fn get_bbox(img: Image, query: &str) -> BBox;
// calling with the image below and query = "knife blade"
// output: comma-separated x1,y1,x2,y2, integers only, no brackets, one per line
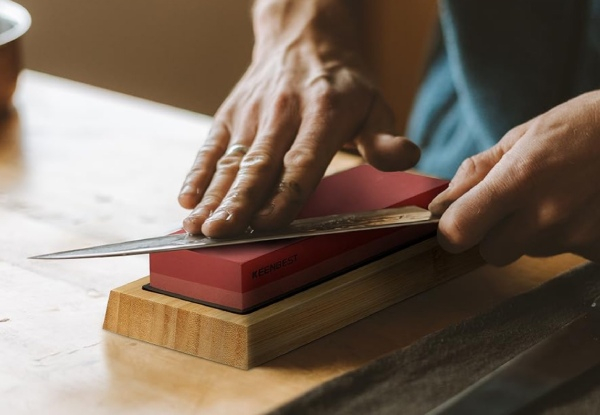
425,295,600,415
31,206,438,259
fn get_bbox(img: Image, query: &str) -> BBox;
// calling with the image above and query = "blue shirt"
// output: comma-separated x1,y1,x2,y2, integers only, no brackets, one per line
407,0,600,179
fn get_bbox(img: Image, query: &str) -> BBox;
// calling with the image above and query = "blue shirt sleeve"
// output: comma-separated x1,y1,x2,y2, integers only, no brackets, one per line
407,0,600,179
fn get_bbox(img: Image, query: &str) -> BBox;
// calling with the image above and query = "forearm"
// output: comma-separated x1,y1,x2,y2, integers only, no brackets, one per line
251,0,364,67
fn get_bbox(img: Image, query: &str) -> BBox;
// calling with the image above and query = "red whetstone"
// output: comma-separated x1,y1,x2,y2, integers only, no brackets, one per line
148,165,447,313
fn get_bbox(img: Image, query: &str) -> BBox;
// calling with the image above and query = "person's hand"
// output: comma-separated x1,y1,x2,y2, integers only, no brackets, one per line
429,91,600,265
178,0,419,237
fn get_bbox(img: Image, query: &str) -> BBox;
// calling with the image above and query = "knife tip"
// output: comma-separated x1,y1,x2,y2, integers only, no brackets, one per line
29,254,56,260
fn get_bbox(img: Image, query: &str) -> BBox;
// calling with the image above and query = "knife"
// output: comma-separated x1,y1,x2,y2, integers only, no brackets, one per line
425,294,600,415
31,205,438,259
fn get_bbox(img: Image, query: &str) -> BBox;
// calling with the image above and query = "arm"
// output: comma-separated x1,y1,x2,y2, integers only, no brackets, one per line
429,91,600,265
178,0,420,237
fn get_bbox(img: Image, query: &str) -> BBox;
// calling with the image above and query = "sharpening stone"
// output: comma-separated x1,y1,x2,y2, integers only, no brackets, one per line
146,165,448,313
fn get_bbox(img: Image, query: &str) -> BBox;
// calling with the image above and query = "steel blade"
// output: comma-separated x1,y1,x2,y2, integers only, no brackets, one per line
31,206,437,259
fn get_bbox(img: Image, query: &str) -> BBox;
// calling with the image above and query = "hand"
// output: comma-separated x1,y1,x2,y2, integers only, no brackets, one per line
429,91,600,265
178,0,419,237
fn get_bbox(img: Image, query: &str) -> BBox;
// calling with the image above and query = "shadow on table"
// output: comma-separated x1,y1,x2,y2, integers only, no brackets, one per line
261,264,533,372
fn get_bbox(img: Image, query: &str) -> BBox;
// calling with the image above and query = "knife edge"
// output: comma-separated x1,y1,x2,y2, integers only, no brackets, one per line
30,206,438,259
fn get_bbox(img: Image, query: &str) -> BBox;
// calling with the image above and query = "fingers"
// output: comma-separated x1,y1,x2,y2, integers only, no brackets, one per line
181,103,260,234
434,123,538,254
354,95,420,172
432,93,600,262
477,212,561,266
178,125,229,210
193,95,301,237
474,192,600,265
183,141,250,234
180,70,423,237
250,79,372,231
429,121,531,216
436,153,528,254
250,104,345,231
430,122,535,254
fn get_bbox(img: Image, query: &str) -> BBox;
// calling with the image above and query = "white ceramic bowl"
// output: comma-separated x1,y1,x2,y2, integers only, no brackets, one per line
0,0,30,45
0,0,31,114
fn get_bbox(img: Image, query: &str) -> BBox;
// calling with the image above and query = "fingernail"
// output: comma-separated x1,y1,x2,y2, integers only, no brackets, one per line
183,215,203,234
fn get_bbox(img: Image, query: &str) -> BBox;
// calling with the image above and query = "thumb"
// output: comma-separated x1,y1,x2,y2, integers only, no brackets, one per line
429,121,531,215
354,95,420,172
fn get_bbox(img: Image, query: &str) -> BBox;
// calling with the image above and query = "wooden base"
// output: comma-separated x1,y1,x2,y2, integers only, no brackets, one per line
103,238,483,369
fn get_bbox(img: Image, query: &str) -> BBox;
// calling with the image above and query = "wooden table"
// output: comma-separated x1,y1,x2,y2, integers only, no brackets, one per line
0,71,585,414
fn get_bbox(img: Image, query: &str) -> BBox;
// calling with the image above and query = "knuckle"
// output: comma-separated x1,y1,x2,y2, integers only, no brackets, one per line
500,154,542,196
219,185,261,218
200,194,222,206
457,154,495,178
533,201,566,229
220,191,245,208
197,194,223,212
457,148,503,180
456,156,479,177
216,155,242,173
188,163,213,178
314,88,339,110
193,144,222,165
284,148,319,171
305,79,339,110
308,73,335,89
228,181,260,204
527,116,550,136
239,150,277,176
501,124,528,144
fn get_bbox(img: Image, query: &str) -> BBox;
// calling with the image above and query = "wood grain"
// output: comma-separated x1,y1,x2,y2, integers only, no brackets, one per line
104,238,483,369
1,71,586,415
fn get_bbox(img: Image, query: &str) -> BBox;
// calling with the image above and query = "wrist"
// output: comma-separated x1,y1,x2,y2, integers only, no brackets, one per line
251,0,363,64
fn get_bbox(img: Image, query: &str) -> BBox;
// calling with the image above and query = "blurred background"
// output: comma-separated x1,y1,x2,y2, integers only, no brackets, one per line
16,0,437,132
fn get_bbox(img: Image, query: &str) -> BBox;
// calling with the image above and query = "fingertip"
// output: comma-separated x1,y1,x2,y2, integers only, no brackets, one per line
183,205,214,234
200,208,256,238
182,215,204,235
436,229,468,255
358,134,421,172
435,206,476,254
199,209,229,237
428,197,451,216
392,137,421,170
